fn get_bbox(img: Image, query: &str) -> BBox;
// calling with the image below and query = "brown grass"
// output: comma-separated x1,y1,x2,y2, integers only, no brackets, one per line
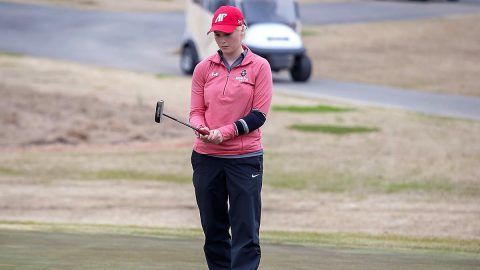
1,54,479,196
302,14,480,97
0,56,193,147
271,96,480,195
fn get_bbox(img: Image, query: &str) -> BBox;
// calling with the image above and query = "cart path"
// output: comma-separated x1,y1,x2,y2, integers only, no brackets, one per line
275,78,480,121
1,230,479,270
0,1,183,74
1,1,480,120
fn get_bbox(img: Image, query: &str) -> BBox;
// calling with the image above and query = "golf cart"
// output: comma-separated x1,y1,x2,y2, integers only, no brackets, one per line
180,0,312,82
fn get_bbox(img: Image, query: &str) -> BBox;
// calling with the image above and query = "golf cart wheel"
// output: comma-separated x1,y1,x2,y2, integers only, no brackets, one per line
290,55,312,82
180,44,199,75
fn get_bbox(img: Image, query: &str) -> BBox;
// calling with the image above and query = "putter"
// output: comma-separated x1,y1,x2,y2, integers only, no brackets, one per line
155,100,209,135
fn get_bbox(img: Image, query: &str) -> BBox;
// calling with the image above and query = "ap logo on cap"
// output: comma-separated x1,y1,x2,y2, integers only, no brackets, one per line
215,13,228,23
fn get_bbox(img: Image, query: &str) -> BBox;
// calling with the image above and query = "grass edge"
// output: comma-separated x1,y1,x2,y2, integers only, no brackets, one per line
0,220,478,255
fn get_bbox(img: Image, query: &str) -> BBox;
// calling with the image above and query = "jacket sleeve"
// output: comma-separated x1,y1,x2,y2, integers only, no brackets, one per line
189,62,207,130
252,59,273,116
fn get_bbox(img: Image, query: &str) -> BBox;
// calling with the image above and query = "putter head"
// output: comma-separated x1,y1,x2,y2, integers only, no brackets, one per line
155,100,164,123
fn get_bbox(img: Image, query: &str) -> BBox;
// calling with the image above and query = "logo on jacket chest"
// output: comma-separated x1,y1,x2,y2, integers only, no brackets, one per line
235,69,249,82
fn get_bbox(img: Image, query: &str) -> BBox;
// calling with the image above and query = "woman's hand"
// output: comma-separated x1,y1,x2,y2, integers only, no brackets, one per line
208,129,224,144
199,128,223,145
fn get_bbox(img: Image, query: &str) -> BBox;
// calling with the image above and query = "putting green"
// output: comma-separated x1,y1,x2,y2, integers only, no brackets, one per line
0,230,478,270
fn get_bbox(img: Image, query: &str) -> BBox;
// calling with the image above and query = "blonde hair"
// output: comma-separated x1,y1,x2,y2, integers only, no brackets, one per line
236,24,247,32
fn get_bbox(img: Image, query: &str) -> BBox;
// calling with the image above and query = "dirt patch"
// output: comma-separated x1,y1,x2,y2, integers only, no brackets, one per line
0,84,188,147
0,54,194,148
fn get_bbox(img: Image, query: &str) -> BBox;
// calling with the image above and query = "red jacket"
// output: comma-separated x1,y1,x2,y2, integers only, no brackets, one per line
190,47,273,155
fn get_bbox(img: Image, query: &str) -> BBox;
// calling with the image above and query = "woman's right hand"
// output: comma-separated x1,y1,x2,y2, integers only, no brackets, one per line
198,127,210,141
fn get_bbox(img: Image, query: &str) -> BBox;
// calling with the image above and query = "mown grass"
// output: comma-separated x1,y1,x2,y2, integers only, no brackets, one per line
0,166,192,183
1,221,478,254
155,73,169,80
0,150,193,184
382,180,454,194
272,104,353,113
301,29,317,37
0,51,23,58
81,170,191,183
264,169,455,194
0,149,472,196
0,163,455,194
0,167,24,176
262,230,480,255
289,124,379,134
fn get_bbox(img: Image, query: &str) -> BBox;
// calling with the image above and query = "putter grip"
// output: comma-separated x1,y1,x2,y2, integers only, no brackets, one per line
197,129,210,136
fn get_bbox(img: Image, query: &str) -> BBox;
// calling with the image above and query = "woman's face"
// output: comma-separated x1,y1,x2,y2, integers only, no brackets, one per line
214,27,244,56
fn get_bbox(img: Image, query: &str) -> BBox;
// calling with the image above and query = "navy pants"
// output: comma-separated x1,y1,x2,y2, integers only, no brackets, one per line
191,151,263,270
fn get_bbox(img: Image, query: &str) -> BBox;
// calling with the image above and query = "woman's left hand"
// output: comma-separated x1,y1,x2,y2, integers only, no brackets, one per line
201,129,223,144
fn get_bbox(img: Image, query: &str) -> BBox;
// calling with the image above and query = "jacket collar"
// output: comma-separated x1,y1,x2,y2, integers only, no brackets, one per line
208,44,254,66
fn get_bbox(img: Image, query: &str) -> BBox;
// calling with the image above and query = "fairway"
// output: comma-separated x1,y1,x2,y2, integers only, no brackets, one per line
0,230,478,270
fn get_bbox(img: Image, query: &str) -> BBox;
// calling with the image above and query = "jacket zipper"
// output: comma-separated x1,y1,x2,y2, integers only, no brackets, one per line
221,60,252,95
223,70,230,95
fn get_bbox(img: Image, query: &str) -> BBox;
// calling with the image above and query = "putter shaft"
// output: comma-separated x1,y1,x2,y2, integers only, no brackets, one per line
163,113,209,135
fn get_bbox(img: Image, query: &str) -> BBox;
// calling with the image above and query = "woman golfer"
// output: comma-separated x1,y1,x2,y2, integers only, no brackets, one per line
189,5,272,270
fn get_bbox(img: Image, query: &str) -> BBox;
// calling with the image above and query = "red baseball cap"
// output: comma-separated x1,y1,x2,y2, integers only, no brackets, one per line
208,6,245,34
